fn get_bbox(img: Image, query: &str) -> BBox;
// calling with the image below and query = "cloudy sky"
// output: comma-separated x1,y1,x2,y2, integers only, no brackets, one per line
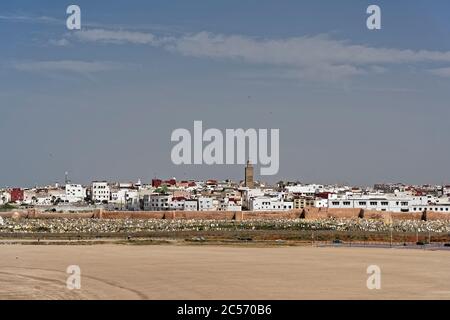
1,0,450,187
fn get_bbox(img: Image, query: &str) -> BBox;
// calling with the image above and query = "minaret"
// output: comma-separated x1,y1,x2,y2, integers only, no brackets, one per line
245,160,254,188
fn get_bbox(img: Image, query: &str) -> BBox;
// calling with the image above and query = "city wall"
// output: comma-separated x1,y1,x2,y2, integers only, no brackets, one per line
1,208,450,221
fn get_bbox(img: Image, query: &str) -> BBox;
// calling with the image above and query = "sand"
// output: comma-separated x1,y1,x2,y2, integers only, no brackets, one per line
0,244,449,300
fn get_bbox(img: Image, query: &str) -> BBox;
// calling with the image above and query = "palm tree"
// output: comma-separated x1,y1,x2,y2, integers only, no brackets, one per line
156,185,169,194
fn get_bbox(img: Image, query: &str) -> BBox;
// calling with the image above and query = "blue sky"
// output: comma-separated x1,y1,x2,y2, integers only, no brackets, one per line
1,1,450,187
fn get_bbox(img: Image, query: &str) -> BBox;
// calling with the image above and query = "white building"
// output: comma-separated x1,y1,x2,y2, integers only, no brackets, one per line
22,190,36,205
249,197,293,211
33,197,51,205
328,194,430,213
314,199,328,208
110,189,126,205
125,190,140,210
198,197,215,211
410,204,450,213
126,198,141,211
444,186,450,196
285,184,323,196
169,197,186,211
143,194,172,211
241,188,265,210
411,197,450,213
22,189,64,205
143,195,151,210
91,182,110,203
184,200,198,211
218,198,242,211
0,191,11,205
109,189,140,210
24,193,54,205
64,184,86,203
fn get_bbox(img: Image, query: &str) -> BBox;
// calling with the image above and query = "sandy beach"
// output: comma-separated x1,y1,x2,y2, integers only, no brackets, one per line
0,244,449,300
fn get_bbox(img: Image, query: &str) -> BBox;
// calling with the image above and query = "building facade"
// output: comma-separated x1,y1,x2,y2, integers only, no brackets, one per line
91,182,110,203
249,197,293,211
65,184,86,203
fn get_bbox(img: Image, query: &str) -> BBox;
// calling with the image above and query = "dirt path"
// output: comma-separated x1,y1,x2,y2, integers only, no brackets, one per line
0,244,449,299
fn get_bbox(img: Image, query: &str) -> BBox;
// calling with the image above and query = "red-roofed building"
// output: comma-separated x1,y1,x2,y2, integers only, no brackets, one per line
167,179,177,186
316,192,332,199
152,179,162,188
10,188,24,203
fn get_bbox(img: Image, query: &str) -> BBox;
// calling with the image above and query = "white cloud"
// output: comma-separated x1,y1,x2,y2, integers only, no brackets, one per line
161,32,450,80
286,64,366,81
170,32,450,66
172,32,450,66
0,14,61,25
74,29,157,45
13,60,122,74
8,19,450,81
5,14,450,76
49,38,70,47
74,29,450,80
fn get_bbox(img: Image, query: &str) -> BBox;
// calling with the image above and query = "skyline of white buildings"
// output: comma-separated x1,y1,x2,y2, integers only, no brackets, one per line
2,176,450,214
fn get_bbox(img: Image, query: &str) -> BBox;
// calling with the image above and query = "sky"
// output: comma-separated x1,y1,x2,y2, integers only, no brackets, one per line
1,0,450,187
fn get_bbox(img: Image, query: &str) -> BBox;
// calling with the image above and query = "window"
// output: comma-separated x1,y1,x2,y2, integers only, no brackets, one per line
381,202,388,206
332,201,339,206
370,201,377,206
359,201,366,205
343,201,351,206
